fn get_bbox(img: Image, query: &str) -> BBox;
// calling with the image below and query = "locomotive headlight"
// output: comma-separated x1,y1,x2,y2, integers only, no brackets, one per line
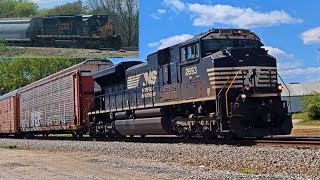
277,84,283,92
244,85,250,91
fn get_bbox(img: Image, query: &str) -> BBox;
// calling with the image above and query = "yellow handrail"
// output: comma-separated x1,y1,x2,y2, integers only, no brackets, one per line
225,70,242,117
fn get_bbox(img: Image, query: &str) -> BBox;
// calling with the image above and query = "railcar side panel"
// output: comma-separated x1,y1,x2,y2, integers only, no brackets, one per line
18,60,111,133
20,74,77,132
0,94,19,134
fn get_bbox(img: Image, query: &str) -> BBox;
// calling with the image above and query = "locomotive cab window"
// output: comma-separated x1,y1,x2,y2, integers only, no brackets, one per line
181,43,199,61
201,39,262,56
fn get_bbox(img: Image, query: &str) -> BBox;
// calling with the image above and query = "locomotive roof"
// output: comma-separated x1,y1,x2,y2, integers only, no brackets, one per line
126,62,148,72
93,61,143,80
180,28,261,46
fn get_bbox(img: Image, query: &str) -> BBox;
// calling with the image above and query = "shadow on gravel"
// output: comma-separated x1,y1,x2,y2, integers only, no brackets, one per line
6,136,258,146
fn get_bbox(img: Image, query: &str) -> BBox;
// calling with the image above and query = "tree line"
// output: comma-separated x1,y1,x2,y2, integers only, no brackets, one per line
0,0,139,47
0,58,85,95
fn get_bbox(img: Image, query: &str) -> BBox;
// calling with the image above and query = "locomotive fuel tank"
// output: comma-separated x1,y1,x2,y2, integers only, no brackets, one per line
114,108,170,135
115,117,169,135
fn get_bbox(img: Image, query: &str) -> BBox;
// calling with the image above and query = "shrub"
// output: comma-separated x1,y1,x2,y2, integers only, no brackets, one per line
301,93,320,120
0,38,8,51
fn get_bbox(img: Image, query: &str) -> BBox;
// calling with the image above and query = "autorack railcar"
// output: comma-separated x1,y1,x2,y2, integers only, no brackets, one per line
89,28,293,139
0,60,112,137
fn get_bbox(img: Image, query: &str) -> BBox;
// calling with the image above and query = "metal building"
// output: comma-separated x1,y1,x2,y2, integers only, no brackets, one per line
281,82,320,113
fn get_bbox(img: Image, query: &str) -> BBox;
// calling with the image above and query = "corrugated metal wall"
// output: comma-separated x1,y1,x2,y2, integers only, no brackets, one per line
282,96,302,113
0,96,17,133
20,75,74,131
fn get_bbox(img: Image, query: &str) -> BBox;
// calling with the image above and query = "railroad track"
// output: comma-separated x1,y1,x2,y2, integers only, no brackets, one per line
255,136,320,147
2,135,320,148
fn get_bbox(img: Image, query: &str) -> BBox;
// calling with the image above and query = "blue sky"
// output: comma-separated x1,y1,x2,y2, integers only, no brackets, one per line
35,0,320,83
139,0,320,83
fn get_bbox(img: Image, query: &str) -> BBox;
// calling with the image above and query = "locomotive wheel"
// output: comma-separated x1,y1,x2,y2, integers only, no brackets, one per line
183,133,191,140
72,132,77,138
203,132,211,141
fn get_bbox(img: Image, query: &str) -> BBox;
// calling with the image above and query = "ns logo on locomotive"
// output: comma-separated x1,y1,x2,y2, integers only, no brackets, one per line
89,28,293,139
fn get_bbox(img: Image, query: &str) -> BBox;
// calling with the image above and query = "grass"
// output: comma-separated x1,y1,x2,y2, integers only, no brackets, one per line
292,112,320,126
0,46,138,58
0,145,19,150
239,168,258,175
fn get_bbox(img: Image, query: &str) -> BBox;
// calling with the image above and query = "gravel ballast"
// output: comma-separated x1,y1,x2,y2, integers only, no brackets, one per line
0,138,318,179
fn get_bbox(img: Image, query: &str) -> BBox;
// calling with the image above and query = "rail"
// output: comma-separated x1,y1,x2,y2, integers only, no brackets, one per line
225,70,242,117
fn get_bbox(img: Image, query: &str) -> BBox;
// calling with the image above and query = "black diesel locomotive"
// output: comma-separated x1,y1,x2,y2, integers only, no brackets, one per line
89,29,292,139
0,15,121,49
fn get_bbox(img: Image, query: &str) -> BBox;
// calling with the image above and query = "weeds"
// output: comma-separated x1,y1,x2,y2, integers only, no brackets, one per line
0,145,19,150
239,168,258,175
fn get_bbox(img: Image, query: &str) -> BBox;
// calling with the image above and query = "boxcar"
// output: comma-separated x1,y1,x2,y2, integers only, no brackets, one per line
17,60,111,136
0,90,19,135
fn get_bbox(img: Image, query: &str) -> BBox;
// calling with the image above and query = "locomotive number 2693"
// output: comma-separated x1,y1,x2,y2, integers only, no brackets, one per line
185,66,198,76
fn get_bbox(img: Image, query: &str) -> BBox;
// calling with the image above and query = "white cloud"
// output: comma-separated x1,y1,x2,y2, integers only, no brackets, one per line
301,26,320,45
263,46,294,60
263,46,301,73
163,0,186,12
280,67,320,76
151,14,161,20
187,4,302,28
151,9,167,20
148,34,193,50
158,9,166,14
261,46,320,82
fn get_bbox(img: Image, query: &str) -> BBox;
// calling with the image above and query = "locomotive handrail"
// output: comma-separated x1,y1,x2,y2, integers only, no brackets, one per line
216,75,233,132
217,75,233,119
225,70,242,117
277,72,292,114
83,97,95,122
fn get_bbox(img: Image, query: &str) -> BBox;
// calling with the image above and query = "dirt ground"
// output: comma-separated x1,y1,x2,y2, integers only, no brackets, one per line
0,149,159,180
291,119,320,136
0,46,138,58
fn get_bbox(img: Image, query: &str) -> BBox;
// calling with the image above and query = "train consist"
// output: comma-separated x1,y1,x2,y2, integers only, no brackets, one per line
0,60,111,137
0,29,293,139
0,15,121,49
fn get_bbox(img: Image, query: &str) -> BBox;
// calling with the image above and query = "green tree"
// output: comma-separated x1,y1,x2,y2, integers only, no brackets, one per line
0,0,38,18
0,0,18,18
86,0,139,47
0,58,85,95
301,93,320,120
14,2,38,17
42,0,86,16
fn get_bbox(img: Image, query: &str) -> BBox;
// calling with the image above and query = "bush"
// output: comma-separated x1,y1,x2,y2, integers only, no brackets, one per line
301,93,320,120
0,38,7,51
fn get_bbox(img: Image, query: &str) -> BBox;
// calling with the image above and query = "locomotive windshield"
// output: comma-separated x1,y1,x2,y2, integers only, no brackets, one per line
202,39,262,56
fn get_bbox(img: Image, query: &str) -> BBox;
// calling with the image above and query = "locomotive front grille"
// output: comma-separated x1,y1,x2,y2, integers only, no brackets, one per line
206,66,277,89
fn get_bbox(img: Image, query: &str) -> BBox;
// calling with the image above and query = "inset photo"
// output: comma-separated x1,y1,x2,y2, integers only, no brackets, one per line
0,0,139,58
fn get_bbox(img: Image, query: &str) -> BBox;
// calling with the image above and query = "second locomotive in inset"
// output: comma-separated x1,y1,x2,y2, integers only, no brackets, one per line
0,15,121,50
